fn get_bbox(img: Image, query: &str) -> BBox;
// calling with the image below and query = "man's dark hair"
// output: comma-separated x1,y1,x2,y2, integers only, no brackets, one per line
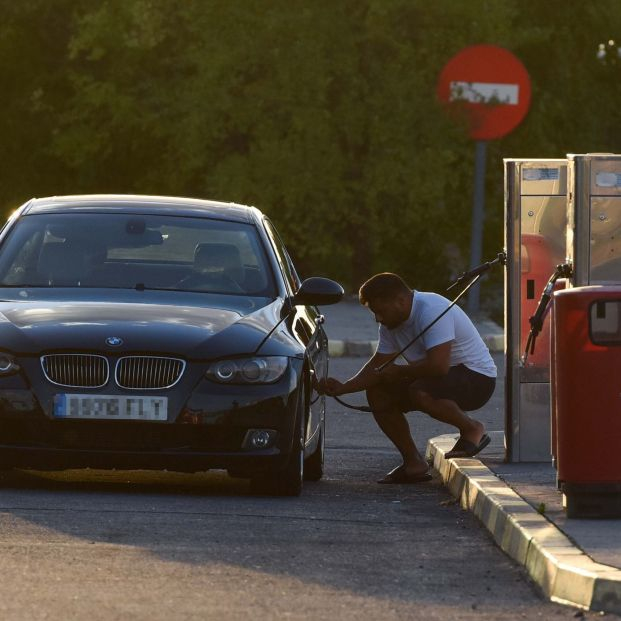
359,273,411,305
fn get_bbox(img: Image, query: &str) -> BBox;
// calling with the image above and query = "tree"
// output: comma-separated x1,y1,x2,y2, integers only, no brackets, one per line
2,0,621,305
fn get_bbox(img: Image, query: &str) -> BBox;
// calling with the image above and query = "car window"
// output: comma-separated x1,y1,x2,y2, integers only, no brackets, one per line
263,219,301,295
0,212,276,296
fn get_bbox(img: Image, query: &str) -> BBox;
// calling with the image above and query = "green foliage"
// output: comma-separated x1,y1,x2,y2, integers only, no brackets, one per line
1,0,620,301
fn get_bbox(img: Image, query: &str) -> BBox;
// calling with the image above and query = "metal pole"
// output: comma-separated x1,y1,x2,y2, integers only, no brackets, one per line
467,140,487,314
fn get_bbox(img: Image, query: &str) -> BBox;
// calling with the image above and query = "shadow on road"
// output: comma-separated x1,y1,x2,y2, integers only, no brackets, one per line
0,462,497,611
0,467,253,496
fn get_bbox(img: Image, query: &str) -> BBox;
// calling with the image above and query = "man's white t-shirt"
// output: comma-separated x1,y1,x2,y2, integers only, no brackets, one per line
376,291,497,378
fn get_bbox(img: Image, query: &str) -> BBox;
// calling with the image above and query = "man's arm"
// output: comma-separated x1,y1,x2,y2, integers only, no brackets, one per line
321,341,453,396
380,341,452,383
320,351,397,396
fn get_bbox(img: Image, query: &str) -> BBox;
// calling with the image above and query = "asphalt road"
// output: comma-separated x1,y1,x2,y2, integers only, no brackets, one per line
0,354,606,620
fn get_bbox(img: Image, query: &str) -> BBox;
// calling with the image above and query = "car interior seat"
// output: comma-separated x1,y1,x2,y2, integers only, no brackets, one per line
179,242,245,293
193,243,244,281
37,241,90,286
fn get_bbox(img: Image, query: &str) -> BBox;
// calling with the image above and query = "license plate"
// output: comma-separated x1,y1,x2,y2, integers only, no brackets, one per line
53,394,168,421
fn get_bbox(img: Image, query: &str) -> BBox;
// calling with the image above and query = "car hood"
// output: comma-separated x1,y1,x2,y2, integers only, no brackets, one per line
0,292,297,359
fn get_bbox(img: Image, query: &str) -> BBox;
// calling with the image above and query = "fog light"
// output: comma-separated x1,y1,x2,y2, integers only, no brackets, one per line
242,429,277,450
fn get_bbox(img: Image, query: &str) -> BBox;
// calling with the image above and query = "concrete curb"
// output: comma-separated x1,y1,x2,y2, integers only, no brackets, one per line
426,431,621,614
328,333,503,357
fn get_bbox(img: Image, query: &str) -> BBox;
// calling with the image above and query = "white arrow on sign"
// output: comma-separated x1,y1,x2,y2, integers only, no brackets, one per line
449,81,519,105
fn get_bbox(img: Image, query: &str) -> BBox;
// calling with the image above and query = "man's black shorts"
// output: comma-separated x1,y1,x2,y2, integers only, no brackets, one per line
390,364,496,412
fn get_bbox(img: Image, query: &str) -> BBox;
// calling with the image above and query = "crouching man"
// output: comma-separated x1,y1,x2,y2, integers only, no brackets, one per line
320,273,497,483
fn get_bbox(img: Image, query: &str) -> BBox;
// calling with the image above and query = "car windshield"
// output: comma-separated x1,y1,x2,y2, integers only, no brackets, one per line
0,212,276,296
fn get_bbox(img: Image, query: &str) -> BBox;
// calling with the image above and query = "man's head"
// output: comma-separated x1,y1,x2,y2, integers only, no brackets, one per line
359,273,413,329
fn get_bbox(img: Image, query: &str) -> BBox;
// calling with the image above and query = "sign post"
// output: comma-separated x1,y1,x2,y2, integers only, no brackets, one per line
437,44,531,313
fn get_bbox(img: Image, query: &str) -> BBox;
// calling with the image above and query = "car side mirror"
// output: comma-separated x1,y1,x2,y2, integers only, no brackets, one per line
291,277,344,306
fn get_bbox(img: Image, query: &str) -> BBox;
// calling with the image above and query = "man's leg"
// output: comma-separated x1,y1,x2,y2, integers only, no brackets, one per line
366,384,429,476
411,388,485,446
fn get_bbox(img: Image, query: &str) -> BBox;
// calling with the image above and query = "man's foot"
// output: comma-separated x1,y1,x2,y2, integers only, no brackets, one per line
445,433,491,459
460,419,486,447
377,464,432,484
445,419,487,458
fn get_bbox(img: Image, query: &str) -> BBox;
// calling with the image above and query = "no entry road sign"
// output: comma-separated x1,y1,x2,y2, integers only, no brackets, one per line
437,44,531,140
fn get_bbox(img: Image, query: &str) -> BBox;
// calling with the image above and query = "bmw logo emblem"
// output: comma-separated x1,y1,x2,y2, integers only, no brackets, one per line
105,336,123,347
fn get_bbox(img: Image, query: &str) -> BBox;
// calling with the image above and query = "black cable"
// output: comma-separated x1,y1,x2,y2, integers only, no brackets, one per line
333,395,372,412
446,252,506,292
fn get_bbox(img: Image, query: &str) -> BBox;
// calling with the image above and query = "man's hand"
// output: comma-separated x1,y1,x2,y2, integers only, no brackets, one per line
316,352,396,398
318,377,346,397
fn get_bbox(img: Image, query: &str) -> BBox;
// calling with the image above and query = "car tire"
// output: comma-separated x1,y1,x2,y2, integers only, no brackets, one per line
250,432,303,497
303,423,324,482
250,388,305,497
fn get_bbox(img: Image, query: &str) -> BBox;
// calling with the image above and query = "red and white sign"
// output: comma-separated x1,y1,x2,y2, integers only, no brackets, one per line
437,44,531,140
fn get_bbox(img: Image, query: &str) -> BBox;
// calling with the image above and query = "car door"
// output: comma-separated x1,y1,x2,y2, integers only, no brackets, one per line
262,219,327,444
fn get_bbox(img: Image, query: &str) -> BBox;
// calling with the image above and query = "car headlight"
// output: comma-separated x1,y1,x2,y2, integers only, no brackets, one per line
206,356,288,384
0,353,19,375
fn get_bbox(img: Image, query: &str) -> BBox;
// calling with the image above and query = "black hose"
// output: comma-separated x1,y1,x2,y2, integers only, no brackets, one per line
333,395,372,412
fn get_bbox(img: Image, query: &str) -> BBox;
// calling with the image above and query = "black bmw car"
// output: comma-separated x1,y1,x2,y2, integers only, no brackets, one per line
0,195,343,496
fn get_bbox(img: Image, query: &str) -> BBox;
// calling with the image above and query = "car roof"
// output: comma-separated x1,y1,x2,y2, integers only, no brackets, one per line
21,194,262,224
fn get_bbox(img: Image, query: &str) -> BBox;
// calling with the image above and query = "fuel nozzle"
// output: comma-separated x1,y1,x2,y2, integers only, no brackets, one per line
521,262,573,365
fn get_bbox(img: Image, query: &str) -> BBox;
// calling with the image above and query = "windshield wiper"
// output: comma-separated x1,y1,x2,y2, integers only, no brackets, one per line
133,284,245,295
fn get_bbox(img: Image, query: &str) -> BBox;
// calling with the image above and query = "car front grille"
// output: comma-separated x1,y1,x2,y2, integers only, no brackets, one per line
41,354,109,388
40,354,186,389
115,356,186,389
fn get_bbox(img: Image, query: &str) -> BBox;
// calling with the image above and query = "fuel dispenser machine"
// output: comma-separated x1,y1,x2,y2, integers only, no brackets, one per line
553,153,621,517
505,159,567,462
566,153,621,285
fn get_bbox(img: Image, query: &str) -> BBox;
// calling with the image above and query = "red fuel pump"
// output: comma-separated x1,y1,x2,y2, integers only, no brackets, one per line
520,234,560,372
553,286,621,518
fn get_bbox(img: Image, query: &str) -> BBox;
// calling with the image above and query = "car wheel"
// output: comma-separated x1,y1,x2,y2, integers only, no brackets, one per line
277,425,304,496
250,389,305,497
303,423,324,482
250,429,303,497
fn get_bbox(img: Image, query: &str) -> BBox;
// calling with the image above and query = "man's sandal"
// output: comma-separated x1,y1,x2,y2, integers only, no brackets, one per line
445,433,491,459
